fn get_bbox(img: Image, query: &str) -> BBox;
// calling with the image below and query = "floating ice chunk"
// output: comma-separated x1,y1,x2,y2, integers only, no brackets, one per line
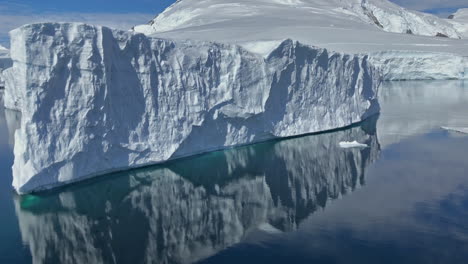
441,126,468,134
339,141,369,148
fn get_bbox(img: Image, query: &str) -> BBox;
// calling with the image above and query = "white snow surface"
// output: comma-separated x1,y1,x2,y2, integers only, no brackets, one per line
452,8,468,21
339,140,368,148
5,23,380,194
134,0,468,80
137,0,463,39
448,8,468,39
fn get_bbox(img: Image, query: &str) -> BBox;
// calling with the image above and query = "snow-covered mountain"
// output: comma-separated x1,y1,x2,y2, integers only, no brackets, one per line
448,8,468,39
133,0,468,80
135,0,464,39
450,8,468,20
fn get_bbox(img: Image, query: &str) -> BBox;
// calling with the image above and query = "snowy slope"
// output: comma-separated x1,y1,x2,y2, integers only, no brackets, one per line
5,23,379,194
448,8,468,39
136,0,463,39
134,0,468,80
451,8,468,20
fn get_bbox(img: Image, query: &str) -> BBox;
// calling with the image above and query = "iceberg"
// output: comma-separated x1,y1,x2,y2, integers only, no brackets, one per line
8,0,466,193
14,119,379,263
4,23,380,194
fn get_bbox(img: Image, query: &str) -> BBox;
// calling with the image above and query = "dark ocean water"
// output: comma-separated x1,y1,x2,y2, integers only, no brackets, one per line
1,80,468,264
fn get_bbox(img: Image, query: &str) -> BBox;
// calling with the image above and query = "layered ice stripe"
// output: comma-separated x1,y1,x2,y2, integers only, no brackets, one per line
4,23,380,194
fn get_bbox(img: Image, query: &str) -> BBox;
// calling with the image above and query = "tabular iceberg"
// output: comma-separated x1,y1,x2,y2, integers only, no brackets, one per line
5,23,380,194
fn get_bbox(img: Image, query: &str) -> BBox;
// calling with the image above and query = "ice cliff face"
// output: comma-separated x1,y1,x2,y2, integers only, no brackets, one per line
14,120,379,264
0,45,11,88
5,23,379,194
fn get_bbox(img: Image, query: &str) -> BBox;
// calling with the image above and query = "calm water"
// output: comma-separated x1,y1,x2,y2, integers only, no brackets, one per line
1,81,468,264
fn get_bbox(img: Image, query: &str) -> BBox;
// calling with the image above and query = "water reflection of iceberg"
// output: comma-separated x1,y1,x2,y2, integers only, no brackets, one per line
14,117,380,264
378,80,468,148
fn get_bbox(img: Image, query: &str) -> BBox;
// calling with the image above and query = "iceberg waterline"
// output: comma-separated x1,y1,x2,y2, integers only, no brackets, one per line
14,118,379,263
4,23,380,194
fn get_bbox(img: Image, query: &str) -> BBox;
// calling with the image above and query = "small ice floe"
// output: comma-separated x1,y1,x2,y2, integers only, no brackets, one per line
257,223,282,234
339,141,368,149
441,126,468,134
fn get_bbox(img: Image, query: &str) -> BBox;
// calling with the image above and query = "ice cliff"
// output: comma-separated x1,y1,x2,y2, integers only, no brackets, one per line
0,45,11,88
448,8,468,39
4,23,380,194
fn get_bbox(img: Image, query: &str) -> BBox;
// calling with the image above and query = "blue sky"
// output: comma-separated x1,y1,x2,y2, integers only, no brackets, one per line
0,0,467,46
0,0,174,14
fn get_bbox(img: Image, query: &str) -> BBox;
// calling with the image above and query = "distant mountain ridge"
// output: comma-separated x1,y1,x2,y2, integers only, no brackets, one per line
135,0,466,39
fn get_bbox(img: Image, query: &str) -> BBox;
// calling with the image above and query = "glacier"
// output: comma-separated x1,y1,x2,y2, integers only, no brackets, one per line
134,0,468,81
135,0,465,39
5,23,380,194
